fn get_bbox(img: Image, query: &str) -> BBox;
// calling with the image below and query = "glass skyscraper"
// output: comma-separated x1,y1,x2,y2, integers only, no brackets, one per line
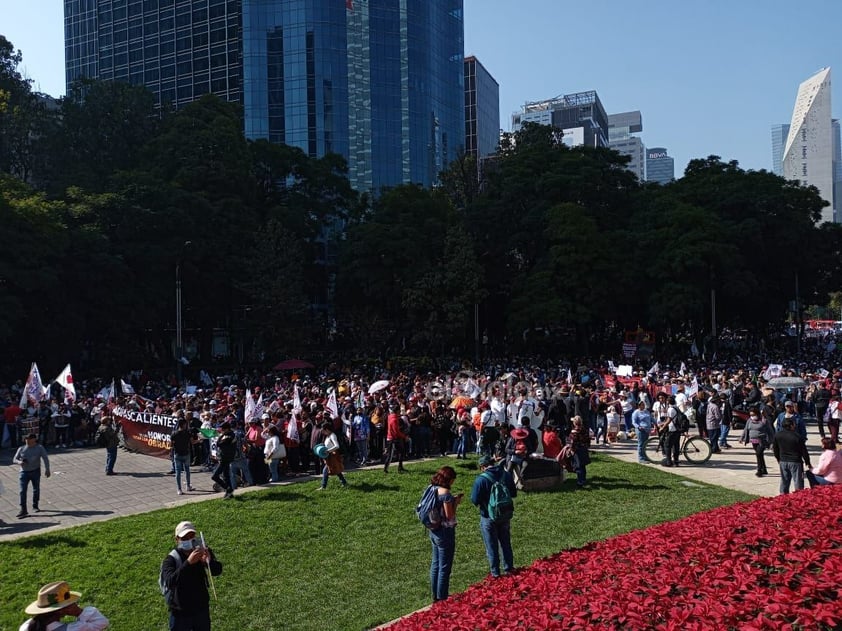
646,147,674,185
464,55,499,160
65,0,465,193
608,110,645,182
770,123,790,177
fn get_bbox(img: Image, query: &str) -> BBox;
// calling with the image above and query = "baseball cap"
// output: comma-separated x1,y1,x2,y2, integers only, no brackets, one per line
175,521,197,538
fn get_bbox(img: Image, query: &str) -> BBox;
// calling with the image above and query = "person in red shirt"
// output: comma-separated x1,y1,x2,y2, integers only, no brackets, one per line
4,401,22,449
383,404,408,473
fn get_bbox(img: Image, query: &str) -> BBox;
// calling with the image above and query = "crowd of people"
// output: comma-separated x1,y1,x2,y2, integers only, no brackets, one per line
6,353,842,626
3,356,842,497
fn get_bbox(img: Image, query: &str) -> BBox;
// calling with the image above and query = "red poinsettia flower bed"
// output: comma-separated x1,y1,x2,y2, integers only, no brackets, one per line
392,486,842,630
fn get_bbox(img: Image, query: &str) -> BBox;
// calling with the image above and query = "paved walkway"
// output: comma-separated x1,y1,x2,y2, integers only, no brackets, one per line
594,427,822,497
0,446,321,541
0,426,825,541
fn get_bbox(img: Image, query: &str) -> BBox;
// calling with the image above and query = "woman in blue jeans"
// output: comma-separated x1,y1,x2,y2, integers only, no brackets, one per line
428,465,463,602
631,400,653,463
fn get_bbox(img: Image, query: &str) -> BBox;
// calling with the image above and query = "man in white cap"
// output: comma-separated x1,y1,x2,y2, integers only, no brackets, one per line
160,521,223,631
20,580,109,630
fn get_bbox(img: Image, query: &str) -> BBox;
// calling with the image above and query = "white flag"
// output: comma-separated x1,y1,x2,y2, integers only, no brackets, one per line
199,369,213,386
763,364,783,380
254,394,265,421
327,389,339,419
607,360,617,374
20,362,46,408
687,376,699,398
679,362,687,377
647,362,660,376
287,409,300,442
54,363,77,402
293,384,301,412
105,379,115,403
464,378,481,399
244,390,256,423
120,379,135,394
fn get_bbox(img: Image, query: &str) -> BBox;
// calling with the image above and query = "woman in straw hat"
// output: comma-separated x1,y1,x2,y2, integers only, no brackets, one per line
20,581,109,630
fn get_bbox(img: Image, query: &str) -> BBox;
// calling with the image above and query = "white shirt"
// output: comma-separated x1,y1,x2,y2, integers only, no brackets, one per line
324,432,341,453
490,397,506,424
20,606,110,631
675,391,688,412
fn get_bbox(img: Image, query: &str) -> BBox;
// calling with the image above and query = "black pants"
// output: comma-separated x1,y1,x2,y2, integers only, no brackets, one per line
815,405,828,438
384,439,405,471
752,442,768,474
211,458,233,492
664,431,681,464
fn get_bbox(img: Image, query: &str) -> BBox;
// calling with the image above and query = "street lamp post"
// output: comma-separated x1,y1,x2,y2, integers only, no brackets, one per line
175,241,192,385
176,259,183,384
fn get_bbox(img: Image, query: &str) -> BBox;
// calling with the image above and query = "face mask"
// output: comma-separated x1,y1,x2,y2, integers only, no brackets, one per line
178,539,198,551
750,415,758,421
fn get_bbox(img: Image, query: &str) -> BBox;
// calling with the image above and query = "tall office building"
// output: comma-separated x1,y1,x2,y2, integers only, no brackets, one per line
511,91,609,148
608,110,645,181
782,67,834,223
833,119,842,221
64,0,465,193
464,55,499,160
646,147,674,184
770,123,790,177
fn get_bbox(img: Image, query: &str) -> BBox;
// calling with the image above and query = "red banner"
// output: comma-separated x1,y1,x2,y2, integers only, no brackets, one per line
112,405,176,459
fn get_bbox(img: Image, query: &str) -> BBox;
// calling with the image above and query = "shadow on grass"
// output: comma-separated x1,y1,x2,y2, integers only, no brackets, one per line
524,479,672,494
254,490,312,502
13,532,91,548
345,482,403,493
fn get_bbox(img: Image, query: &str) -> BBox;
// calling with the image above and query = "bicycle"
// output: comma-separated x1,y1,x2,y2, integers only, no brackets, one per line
645,427,712,464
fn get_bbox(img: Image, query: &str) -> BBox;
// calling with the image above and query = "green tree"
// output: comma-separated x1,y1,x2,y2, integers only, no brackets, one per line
0,36,49,183
43,79,158,195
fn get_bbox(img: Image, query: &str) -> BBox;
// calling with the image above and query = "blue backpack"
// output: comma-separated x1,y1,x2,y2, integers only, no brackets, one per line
416,485,442,529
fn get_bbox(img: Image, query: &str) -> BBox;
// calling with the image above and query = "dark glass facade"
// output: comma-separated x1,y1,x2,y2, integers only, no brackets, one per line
464,55,499,159
65,0,243,107
66,0,465,192
646,147,675,185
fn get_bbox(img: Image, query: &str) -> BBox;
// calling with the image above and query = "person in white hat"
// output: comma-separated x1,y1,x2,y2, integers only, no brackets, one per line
20,580,109,630
160,521,222,631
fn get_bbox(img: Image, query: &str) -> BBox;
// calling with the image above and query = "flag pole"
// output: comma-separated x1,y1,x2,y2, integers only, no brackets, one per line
200,531,218,600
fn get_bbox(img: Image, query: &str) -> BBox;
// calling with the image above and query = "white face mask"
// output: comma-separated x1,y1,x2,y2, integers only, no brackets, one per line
177,539,198,551
750,415,758,421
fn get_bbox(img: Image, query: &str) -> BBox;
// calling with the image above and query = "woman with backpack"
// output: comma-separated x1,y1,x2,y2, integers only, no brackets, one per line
425,466,463,602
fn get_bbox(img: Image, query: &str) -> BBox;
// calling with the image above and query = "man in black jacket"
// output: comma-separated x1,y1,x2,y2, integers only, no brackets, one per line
772,418,811,495
211,422,236,498
814,382,831,439
160,520,222,631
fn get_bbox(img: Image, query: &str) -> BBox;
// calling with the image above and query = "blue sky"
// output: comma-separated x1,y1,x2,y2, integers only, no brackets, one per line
3,0,841,176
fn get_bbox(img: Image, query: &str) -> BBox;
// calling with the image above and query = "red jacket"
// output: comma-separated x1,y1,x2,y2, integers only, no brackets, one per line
386,412,408,441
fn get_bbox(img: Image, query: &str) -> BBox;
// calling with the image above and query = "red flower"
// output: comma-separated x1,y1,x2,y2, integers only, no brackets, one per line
390,486,842,630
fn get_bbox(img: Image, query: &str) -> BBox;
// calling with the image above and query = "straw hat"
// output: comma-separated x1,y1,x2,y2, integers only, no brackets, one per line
25,581,81,615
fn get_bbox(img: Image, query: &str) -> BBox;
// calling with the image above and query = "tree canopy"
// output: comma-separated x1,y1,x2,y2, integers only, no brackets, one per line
0,39,837,372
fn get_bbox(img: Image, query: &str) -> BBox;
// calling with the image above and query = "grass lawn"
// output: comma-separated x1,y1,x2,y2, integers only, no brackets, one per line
0,454,753,631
